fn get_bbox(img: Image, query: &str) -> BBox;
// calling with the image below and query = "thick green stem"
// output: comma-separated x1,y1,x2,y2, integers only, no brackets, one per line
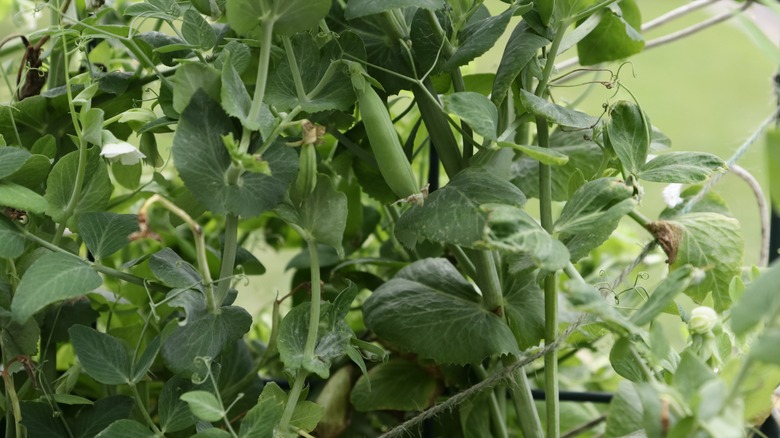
247,22,275,127
282,36,307,103
1,356,23,438
130,383,163,434
502,355,544,438
277,368,308,435
303,239,322,359
215,213,239,308
471,250,504,315
474,365,509,438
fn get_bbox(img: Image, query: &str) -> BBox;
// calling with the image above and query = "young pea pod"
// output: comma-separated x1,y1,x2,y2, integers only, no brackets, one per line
291,143,317,205
348,63,422,203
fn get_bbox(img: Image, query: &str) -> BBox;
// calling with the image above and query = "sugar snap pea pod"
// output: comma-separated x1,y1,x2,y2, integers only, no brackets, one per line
348,62,421,202
291,143,317,205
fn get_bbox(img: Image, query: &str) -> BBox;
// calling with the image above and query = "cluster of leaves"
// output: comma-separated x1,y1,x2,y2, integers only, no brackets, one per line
0,0,778,437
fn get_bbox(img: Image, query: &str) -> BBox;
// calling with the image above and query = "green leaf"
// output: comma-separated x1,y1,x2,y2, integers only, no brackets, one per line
161,306,252,377
31,135,56,158
344,0,445,19
266,32,362,113
672,351,715,400
277,301,353,378
70,325,132,385
441,92,498,141
77,213,139,261
226,0,330,36
363,258,519,365
132,336,160,384
503,268,545,349
552,0,602,24
71,396,137,438
0,181,47,214
637,152,726,183
604,100,650,175
172,63,221,114
182,9,216,50
500,141,569,166
239,382,323,437
0,147,31,179
193,429,232,438
605,381,643,436
150,248,202,289
11,252,102,322
518,89,599,129
731,260,780,335
276,174,348,256
159,377,199,433
652,213,743,311
0,307,40,358
395,167,525,248
630,265,695,326
445,7,514,71
172,91,297,218
554,177,637,261
111,161,142,190
492,23,549,105
609,337,645,382
5,154,51,189
44,148,112,228
220,58,273,135
96,419,156,438
0,216,25,259
124,0,181,20
577,1,644,65
350,359,438,411
479,204,570,271
181,391,224,422
82,108,104,145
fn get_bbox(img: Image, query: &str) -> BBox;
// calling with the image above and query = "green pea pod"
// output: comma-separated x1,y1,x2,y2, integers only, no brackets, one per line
291,143,317,205
349,63,420,202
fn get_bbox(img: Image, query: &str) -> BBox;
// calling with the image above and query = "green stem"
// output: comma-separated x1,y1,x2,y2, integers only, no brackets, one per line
502,355,544,438
303,239,322,360
215,213,239,308
259,106,303,154
282,35,307,103
130,383,163,434
628,210,653,230
277,368,309,435
471,250,504,315
1,359,23,438
474,365,509,438
534,27,568,98
247,22,275,127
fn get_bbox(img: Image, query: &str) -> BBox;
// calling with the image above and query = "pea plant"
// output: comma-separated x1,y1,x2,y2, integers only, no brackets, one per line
1,0,780,436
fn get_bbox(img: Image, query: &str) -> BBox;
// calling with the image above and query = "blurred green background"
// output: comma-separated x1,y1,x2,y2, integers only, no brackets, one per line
0,0,777,315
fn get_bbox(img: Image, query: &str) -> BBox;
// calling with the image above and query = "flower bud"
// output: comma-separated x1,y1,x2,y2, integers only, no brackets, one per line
688,306,718,334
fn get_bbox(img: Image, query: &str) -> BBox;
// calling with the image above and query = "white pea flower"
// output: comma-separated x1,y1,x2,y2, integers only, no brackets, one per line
688,306,718,335
662,183,684,208
100,130,145,165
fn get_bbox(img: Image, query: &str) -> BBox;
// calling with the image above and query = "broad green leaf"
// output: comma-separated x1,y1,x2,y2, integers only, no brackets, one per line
518,89,599,129
350,359,438,411
44,148,112,227
609,337,645,382
134,32,191,66
220,59,273,135
637,152,726,183
503,268,545,349
459,391,493,438
363,258,519,365
226,0,330,36
266,32,361,113
181,391,224,422
172,63,221,114
277,301,353,378
70,325,132,385
749,328,780,365
31,135,56,158
12,252,102,322
344,0,445,19
395,167,526,248
96,419,156,438
630,265,695,326
313,366,352,436
159,377,199,433
70,396,136,438
672,351,715,400
77,213,139,260
500,141,569,166
239,382,323,437
124,0,180,20
659,184,731,219
182,9,216,50
111,161,142,190
605,381,643,436
172,91,297,218
651,213,743,311
441,92,498,141
81,108,104,145
604,100,650,175
577,1,644,65
479,204,570,271
161,306,252,377
0,147,31,179
553,0,602,24
554,177,637,261
0,307,40,358
720,358,780,424
512,138,604,200
0,216,25,258
193,429,232,438
408,9,449,76
275,174,348,257
49,394,93,405
0,181,47,214
731,260,780,335
445,7,514,71
150,248,202,289
5,154,50,189
492,23,549,105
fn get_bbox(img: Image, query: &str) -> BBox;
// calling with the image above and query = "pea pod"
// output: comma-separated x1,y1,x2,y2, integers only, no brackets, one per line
348,63,421,202
291,143,317,205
